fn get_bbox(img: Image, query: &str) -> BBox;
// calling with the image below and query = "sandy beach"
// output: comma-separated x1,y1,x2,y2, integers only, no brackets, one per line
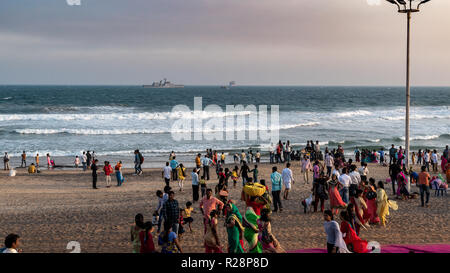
0,162,448,253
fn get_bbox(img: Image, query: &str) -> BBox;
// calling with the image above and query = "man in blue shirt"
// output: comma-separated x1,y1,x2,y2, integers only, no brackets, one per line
378,148,385,165
170,156,179,181
201,155,213,180
271,166,283,212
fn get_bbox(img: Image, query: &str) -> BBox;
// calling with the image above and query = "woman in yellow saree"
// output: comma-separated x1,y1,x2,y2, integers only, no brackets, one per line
376,181,398,227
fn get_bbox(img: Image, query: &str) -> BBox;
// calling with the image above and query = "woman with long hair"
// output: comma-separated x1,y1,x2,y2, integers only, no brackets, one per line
130,213,145,253
158,221,183,253
328,174,346,215
139,222,156,253
257,208,285,253
339,211,369,253
177,163,186,191
204,210,223,253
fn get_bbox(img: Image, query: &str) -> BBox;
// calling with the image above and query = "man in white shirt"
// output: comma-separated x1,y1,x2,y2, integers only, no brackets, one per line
324,153,334,177
81,151,87,171
349,165,361,197
338,167,351,204
201,155,213,180
2,234,20,253
431,150,439,172
162,162,172,186
282,163,294,200
424,150,430,172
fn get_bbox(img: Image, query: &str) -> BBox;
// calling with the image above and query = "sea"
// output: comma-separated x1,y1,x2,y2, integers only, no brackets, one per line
1,85,449,168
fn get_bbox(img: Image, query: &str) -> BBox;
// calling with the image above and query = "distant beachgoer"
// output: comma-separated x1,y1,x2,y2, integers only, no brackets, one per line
376,181,398,227
115,161,124,186
130,213,145,253
103,161,113,188
81,152,87,171
28,163,36,174
239,161,250,185
250,165,259,183
201,155,213,181
231,166,239,188
177,163,186,191
3,152,10,170
86,151,92,169
323,210,350,253
199,175,207,197
195,153,202,168
74,156,80,168
21,151,27,167
134,150,143,175
183,201,194,232
282,163,294,200
338,167,351,204
313,174,328,213
270,166,283,212
92,159,99,189
35,153,39,168
191,168,200,202
162,162,172,187
431,150,439,173
46,153,51,169
418,166,431,207
2,234,21,253
170,156,179,181
139,222,156,253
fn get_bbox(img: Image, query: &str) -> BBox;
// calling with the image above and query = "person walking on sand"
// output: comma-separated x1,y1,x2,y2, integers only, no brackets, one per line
162,191,180,234
431,150,439,173
35,153,39,168
177,163,186,191
162,162,172,187
91,159,99,189
338,167,351,204
3,152,10,170
418,166,431,207
21,151,27,168
201,155,213,180
191,168,200,202
323,210,350,253
301,156,312,184
86,151,92,169
46,153,51,169
74,156,80,168
81,152,87,171
282,163,294,200
270,166,283,212
200,189,224,233
376,181,398,227
115,161,125,186
103,161,113,188
170,156,179,181
204,210,223,253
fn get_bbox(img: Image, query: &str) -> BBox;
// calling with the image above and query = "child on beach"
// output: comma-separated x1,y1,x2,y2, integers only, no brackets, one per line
74,156,80,168
199,176,207,197
103,161,113,188
231,166,239,188
183,202,194,232
178,209,185,238
177,163,186,191
251,165,259,183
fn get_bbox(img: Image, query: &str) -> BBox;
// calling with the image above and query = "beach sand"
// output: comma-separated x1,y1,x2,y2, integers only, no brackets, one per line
0,162,448,253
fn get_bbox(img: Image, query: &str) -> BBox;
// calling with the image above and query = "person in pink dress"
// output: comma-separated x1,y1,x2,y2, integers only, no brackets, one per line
328,174,346,215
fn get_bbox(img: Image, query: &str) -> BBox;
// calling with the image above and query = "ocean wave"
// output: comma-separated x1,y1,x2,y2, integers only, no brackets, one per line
336,110,372,118
0,110,258,122
2,97,12,100
14,122,320,135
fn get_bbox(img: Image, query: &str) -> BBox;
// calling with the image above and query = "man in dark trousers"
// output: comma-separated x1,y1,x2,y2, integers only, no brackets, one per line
92,159,98,189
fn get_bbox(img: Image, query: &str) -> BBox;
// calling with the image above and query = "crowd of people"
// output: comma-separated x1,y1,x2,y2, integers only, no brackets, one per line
2,143,448,254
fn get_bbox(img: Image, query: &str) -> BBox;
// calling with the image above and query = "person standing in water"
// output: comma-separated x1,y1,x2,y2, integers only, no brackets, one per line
21,151,27,167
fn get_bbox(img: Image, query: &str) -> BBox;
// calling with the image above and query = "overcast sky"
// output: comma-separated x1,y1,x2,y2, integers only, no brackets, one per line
0,0,449,86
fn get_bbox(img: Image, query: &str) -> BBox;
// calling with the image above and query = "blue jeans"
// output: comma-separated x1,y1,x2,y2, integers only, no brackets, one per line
82,162,87,171
419,184,430,206
340,187,349,204
116,171,124,186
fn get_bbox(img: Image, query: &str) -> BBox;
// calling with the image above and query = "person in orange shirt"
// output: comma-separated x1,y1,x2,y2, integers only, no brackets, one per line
199,189,224,233
418,166,431,207
195,153,202,169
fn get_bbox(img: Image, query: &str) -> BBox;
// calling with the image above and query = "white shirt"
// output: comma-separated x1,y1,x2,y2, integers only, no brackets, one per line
349,171,361,185
81,154,87,163
282,168,294,184
325,155,334,167
332,169,340,180
163,166,172,179
431,153,438,163
424,153,430,162
358,166,369,176
2,248,18,253
339,174,351,188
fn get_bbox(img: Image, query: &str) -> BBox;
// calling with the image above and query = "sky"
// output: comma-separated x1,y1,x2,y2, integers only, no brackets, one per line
0,0,449,86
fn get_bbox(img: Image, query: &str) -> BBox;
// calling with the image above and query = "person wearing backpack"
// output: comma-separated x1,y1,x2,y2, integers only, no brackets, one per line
3,152,10,170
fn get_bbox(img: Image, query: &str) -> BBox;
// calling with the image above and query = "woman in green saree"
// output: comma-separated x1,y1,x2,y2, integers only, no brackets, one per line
243,206,263,253
226,202,245,253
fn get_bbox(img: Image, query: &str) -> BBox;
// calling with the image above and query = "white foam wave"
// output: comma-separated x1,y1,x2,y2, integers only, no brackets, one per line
400,135,440,141
336,110,372,118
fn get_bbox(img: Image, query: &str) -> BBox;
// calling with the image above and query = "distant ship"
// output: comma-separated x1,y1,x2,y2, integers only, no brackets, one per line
220,81,236,89
143,78,184,88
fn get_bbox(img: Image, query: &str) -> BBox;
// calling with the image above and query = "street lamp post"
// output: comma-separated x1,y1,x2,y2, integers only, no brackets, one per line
385,0,431,170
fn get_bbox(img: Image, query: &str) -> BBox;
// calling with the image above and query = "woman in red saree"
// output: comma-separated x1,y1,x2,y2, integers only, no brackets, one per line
364,179,380,224
328,174,346,215
339,211,369,253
